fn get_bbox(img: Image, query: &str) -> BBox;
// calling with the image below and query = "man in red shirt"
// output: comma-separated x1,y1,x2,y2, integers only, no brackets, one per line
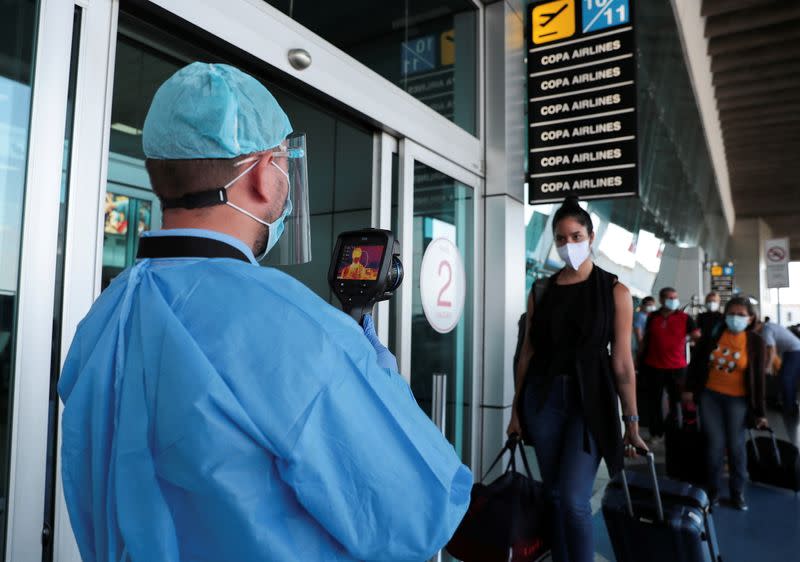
640,287,701,441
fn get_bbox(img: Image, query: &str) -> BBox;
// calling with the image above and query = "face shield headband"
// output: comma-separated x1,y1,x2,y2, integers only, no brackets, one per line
159,133,311,265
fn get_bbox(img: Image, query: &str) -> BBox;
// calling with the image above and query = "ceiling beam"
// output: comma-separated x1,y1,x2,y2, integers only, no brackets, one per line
710,40,800,73
708,20,800,56
719,103,800,123
702,0,780,18
721,114,800,133
715,76,800,101
717,90,800,112
705,4,800,38
725,135,800,146
713,61,800,88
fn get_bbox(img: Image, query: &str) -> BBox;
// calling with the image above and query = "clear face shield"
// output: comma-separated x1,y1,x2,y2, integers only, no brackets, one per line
262,133,311,265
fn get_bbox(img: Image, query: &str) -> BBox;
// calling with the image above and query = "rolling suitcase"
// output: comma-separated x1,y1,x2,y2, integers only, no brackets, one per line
602,450,722,562
665,402,707,486
746,428,800,492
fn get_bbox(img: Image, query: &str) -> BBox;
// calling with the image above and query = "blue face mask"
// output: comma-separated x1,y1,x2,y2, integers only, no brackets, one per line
726,314,750,333
664,298,680,311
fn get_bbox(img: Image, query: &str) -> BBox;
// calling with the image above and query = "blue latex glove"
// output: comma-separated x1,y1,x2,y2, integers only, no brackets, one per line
362,314,398,372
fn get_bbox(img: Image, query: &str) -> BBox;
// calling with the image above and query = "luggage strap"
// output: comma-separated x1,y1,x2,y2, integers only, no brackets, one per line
748,427,782,465
482,436,535,482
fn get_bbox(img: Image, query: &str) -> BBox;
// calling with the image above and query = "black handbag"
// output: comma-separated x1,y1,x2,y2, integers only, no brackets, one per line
446,436,550,562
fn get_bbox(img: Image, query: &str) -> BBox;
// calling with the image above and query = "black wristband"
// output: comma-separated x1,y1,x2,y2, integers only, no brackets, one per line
622,415,640,424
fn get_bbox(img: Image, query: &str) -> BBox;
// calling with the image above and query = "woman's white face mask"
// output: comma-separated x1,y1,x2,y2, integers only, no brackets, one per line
557,240,591,271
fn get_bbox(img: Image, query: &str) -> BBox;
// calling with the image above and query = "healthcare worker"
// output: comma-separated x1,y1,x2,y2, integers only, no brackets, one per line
59,62,471,562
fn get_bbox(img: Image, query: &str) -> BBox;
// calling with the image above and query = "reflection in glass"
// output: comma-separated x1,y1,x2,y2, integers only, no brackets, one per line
410,162,473,466
0,0,39,556
263,1,478,134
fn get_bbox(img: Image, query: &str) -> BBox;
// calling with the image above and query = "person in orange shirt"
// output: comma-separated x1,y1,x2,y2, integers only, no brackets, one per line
685,296,768,511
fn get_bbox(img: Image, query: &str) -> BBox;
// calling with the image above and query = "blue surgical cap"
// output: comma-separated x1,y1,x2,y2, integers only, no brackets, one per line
142,62,292,160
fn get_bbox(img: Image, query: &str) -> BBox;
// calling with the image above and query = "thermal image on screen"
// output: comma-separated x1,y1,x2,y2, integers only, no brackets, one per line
336,244,384,281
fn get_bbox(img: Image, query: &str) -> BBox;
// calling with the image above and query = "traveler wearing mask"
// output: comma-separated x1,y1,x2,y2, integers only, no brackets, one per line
633,296,656,359
639,287,701,442
685,297,768,510
757,319,800,416
507,196,646,562
697,291,724,339
58,63,471,562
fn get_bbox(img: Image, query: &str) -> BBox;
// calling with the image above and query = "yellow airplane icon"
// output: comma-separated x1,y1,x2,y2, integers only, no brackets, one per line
532,0,576,45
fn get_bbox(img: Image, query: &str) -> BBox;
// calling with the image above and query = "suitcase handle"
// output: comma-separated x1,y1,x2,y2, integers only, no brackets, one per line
620,449,664,522
748,427,782,466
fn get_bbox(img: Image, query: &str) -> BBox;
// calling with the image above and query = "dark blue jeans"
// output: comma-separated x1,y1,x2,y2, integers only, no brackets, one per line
700,389,748,497
522,376,600,562
780,350,800,415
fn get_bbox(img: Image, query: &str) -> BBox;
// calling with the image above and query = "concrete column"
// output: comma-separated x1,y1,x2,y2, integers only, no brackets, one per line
480,2,526,475
652,244,704,305
730,218,774,317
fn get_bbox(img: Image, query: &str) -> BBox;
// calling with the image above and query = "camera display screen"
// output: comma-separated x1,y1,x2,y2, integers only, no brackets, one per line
335,242,385,281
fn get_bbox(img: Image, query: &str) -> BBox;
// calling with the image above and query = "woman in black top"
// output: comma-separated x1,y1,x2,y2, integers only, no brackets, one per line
507,196,646,562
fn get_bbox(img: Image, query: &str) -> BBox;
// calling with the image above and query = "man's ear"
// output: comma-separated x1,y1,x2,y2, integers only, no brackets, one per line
249,152,275,204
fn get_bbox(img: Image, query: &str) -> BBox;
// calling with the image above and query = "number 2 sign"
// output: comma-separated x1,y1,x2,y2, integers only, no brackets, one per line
420,238,466,334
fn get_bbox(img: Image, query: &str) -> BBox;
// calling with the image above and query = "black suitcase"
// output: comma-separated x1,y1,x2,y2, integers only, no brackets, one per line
746,428,800,492
665,402,707,486
602,450,722,562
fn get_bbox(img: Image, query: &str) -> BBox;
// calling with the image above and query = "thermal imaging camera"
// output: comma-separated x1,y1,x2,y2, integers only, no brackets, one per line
328,229,404,324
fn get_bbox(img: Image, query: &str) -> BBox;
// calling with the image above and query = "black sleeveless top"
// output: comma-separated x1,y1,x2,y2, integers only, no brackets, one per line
542,279,590,377
519,265,625,475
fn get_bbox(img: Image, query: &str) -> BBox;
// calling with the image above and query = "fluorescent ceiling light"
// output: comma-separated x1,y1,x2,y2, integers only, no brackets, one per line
111,122,142,136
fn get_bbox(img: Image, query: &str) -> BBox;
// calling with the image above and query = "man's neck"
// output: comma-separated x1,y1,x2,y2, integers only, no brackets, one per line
162,209,259,254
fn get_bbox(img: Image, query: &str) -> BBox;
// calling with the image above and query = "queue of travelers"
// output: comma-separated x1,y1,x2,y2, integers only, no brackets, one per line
506,196,800,561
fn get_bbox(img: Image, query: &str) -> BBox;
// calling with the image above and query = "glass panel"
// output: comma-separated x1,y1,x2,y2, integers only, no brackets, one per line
409,162,473,465
263,1,478,135
104,14,376,302
43,8,82,560
0,0,39,554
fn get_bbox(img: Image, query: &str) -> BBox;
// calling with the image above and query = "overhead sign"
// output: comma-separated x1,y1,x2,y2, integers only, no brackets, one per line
710,261,735,304
419,238,466,334
527,0,638,204
766,237,791,289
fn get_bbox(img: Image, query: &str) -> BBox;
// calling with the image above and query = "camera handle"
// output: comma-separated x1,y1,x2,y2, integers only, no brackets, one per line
347,303,373,326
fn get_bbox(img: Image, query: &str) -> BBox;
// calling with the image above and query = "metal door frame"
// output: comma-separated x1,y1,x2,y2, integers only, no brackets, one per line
397,138,485,470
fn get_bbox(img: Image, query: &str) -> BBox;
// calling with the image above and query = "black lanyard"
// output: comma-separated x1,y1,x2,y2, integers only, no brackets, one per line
137,235,251,263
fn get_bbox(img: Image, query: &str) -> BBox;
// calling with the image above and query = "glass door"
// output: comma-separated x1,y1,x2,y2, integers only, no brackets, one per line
396,140,481,468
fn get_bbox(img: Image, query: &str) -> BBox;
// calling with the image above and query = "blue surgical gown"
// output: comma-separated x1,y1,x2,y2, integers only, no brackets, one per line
58,229,472,562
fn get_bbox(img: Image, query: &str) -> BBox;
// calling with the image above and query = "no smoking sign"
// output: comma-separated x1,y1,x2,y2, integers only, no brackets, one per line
419,238,466,334
767,246,787,263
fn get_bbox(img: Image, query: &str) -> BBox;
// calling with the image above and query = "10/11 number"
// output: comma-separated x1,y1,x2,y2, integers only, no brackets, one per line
585,0,627,26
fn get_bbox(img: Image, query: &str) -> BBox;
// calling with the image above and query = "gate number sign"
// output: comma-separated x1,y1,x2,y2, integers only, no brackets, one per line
420,238,466,334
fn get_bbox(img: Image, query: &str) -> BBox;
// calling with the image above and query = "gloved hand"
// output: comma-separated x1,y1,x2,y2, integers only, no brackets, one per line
362,314,398,372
